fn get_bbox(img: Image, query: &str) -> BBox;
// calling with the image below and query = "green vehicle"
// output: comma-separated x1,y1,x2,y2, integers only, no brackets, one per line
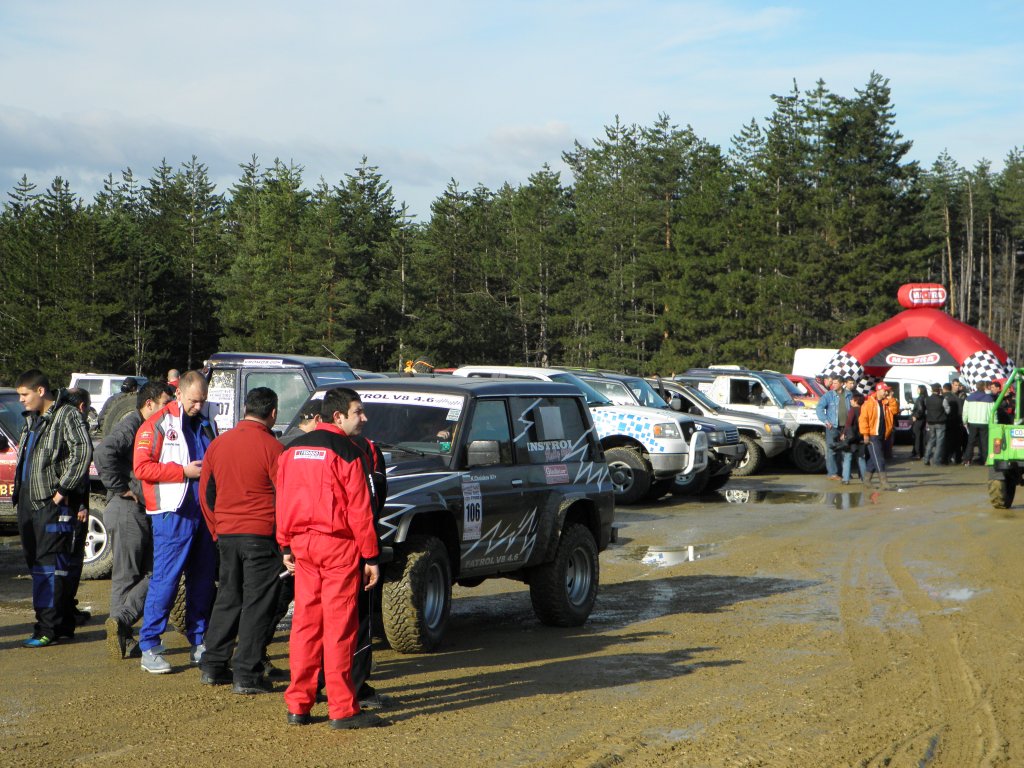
987,369,1023,509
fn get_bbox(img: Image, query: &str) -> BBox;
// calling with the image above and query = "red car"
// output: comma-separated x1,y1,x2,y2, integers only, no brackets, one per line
785,374,826,408
0,387,26,532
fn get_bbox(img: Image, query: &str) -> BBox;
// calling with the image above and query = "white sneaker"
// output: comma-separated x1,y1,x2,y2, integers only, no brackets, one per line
141,648,172,674
190,643,206,665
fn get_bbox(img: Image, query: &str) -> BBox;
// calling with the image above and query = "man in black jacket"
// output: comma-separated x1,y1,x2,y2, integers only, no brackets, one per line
922,384,951,466
94,381,172,659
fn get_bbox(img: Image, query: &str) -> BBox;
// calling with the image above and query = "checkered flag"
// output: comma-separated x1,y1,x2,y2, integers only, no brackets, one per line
820,349,863,382
959,350,1011,387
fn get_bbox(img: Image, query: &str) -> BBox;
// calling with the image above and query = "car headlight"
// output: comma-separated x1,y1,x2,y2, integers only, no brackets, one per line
653,422,681,439
707,430,727,446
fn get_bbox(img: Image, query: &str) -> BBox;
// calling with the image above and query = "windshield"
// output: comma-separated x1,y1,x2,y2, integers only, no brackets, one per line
762,376,796,406
675,384,719,412
0,392,26,438
311,367,357,386
356,389,466,456
624,377,669,408
582,378,634,406
548,373,614,406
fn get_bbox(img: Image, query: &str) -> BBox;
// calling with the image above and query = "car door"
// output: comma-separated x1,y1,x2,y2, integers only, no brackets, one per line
511,394,596,567
459,398,526,575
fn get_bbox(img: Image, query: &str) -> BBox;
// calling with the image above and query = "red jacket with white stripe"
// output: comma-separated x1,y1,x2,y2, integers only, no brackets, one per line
275,423,379,562
133,400,216,514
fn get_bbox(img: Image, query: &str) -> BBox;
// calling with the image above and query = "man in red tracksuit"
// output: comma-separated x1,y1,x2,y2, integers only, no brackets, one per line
276,387,386,730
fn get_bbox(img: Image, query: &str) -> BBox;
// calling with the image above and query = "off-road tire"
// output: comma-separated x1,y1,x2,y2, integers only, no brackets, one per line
382,535,452,653
671,466,709,496
604,446,651,505
81,494,113,580
733,436,764,477
168,576,188,636
989,472,1017,510
529,524,599,627
791,431,827,473
101,396,138,437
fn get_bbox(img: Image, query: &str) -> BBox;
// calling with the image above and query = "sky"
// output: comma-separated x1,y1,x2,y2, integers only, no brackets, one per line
1,1,1022,221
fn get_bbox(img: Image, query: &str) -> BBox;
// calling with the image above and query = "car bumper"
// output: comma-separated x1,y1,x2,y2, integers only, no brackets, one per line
709,442,747,475
759,434,790,458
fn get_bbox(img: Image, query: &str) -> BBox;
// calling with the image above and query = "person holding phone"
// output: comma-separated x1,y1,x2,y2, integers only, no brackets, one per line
133,370,217,674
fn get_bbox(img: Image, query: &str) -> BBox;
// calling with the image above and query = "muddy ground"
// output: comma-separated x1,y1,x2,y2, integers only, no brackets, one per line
1,448,1022,767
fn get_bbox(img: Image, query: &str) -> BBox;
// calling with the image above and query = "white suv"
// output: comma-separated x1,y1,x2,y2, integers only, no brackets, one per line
452,366,708,504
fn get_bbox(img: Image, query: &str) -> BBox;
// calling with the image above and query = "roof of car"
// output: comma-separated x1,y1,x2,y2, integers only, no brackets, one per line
207,352,353,369
311,377,585,399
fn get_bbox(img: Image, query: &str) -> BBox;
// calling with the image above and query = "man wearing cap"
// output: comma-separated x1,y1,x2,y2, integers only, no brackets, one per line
859,383,895,489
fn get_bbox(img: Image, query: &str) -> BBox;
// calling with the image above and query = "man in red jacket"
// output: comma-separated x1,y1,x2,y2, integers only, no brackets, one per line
276,387,386,729
198,387,284,694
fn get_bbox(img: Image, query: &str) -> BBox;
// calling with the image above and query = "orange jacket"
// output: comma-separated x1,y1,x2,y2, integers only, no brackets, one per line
859,395,894,439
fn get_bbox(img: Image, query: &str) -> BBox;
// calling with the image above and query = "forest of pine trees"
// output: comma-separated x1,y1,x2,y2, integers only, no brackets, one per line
2,74,1023,385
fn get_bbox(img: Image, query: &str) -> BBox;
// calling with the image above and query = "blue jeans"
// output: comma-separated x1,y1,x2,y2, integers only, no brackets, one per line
842,445,867,483
824,427,840,476
139,510,216,650
923,424,946,465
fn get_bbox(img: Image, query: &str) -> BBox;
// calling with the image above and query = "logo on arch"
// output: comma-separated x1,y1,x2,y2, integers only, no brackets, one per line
885,352,941,366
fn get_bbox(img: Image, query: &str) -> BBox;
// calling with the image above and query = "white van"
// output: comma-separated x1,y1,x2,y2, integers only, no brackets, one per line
68,373,147,418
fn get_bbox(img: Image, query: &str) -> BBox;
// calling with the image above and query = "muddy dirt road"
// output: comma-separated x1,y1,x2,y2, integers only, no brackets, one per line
2,450,1022,767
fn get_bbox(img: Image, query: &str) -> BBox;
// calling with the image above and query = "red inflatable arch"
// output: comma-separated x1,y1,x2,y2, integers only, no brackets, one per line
820,283,1012,389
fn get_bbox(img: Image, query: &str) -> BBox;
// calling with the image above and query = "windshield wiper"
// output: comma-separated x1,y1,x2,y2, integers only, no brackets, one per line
375,441,430,457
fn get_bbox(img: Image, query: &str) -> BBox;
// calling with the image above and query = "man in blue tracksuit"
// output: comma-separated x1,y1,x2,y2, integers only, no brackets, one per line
815,377,852,479
133,371,217,674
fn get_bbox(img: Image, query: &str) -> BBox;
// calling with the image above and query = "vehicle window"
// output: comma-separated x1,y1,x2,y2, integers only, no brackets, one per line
625,378,669,408
359,390,465,456
466,400,513,463
762,377,795,405
513,396,592,464
360,391,464,456
311,367,357,386
548,373,614,406
0,393,26,438
77,378,103,396
245,371,310,428
584,379,634,406
677,384,719,412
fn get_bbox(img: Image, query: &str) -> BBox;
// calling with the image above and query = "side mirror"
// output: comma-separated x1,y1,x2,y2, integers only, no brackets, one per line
466,439,500,467
669,396,683,412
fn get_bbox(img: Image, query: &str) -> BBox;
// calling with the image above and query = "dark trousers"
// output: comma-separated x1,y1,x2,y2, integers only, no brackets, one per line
106,496,152,626
865,436,887,474
964,423,988,464
201,534,281,685
945,421,966,463
911,419,926,457
17,495,80,639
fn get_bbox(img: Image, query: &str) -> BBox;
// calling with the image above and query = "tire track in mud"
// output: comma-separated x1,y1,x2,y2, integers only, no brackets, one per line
880,524,1002,767
838,507,1000,767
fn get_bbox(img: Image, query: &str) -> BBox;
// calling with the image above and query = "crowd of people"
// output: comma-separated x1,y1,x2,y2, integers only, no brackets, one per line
815,374,1009,489
11,368,391,730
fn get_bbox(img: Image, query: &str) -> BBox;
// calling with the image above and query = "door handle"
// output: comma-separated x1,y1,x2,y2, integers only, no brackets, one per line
511,479,524,487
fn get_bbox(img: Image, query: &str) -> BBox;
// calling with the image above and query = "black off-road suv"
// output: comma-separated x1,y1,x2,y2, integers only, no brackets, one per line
291,378,616,653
